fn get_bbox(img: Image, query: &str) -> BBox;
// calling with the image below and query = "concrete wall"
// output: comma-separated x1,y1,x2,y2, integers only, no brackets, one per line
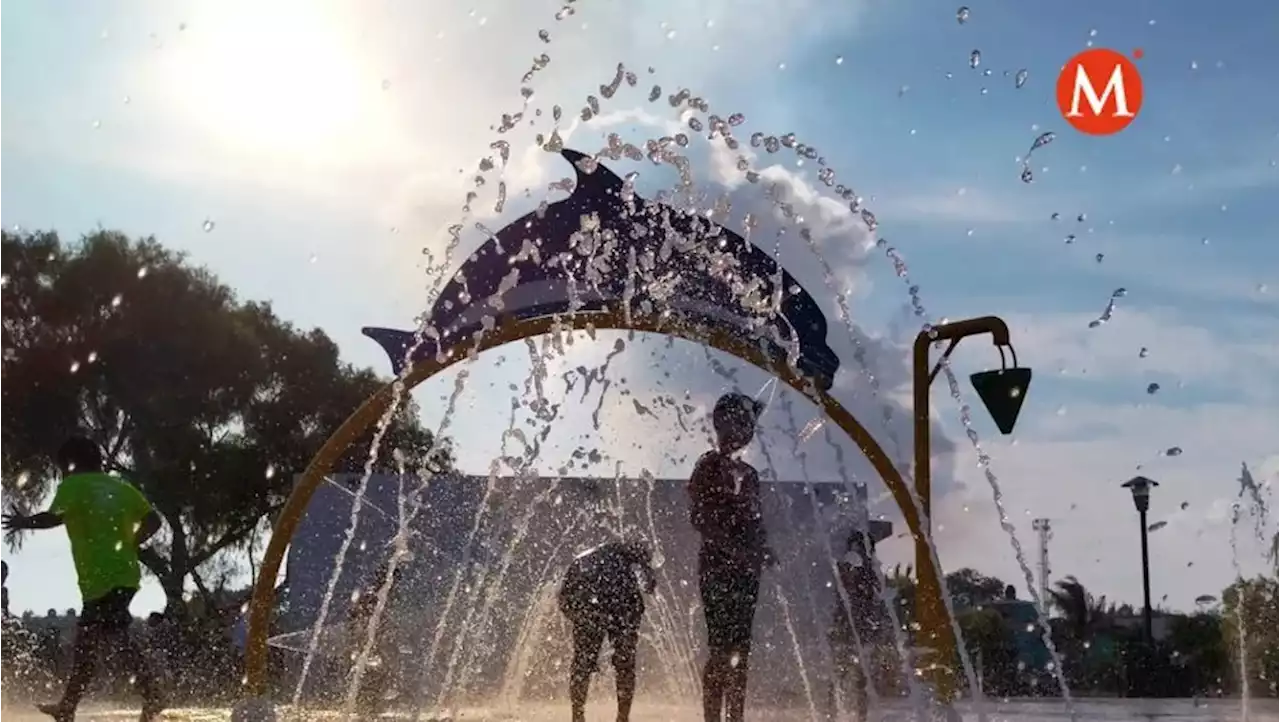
272,472,889,710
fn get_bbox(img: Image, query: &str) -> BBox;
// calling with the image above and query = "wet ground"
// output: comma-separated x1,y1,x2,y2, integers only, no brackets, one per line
1,698,1276,722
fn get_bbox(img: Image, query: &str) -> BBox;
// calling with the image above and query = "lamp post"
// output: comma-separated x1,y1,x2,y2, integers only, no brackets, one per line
912,316,1032,700
1122,475,1158,644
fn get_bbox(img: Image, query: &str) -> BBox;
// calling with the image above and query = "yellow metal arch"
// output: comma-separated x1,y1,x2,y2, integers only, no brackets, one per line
243,310,956,696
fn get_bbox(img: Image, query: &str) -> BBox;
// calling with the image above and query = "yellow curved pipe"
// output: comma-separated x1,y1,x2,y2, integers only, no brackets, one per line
243,310,956,698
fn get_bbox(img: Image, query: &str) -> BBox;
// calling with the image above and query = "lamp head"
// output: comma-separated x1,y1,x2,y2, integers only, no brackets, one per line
1122,476,1158,512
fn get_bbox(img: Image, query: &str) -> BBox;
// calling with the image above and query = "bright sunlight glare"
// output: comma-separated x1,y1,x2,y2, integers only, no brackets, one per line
164,4,388,163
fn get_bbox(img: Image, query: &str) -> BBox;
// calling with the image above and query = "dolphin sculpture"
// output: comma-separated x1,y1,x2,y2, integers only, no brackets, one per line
365,148,841,390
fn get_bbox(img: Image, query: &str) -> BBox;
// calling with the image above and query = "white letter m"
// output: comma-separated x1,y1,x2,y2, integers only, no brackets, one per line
1068,64,1134,118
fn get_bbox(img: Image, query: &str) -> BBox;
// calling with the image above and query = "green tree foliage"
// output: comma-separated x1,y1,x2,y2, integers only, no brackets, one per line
1166,612,1228,695
955,606,1020,696
1,230,451,613
945,567,1008,607
1221,575,1279,697
828,555,1280,699
1048,575,1113,642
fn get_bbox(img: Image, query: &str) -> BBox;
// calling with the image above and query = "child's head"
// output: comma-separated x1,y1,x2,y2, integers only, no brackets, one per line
712,392,763,453
57,436,102,475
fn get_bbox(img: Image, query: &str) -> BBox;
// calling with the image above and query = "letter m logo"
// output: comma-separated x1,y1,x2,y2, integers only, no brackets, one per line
1057,48,1144,136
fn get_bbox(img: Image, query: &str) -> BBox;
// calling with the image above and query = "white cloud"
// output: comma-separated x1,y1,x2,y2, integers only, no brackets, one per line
874,184,1058,226
990,307,1277,389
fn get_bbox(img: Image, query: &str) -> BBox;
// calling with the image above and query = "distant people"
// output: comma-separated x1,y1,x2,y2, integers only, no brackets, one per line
1004,584,1017,601
348,560,403,718
558,539,657,722
1,436,164,722
688,393,772,722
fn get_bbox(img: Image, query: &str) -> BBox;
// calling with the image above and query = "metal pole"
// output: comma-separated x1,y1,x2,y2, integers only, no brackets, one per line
910,316,1013,701
1139,508,1153,644
912,334,951,697
1033,518,1052,614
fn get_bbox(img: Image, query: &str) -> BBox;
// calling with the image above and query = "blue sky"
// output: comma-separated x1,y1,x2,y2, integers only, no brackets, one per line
2,0,1276,618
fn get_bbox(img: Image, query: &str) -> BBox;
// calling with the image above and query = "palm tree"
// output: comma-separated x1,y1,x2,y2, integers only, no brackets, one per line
1048,576,1112,641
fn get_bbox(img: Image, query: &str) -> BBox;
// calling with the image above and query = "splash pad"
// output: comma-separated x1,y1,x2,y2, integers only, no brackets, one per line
239,146,1034,719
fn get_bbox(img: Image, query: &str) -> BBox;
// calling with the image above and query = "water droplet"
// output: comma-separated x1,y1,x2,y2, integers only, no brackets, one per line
538,29,551,43
1050,212,1060,221
1029,131,1056,152
111,294,123,307
1189,60,1198,70
1015,69,1029,88
70,361,81,374
1095,253,1104,263
202,219,216,233
727,112,745,126
969,49,981,69
835,55,844,65
665,29,677,40
956,6,971,23
1164,446,1183,457
1139,347,1150,358
1020,166,1034,183
1180,501,1189,511
123,95,132,105
91,119,102,130
265,464,277,479
1146,382,1160,395
381,79,391,91
137,266,149,279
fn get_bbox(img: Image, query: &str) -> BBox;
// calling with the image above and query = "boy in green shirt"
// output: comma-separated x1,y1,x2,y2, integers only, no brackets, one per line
3,437,164,722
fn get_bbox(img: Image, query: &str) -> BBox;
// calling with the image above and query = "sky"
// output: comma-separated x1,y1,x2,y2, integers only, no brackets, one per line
1,0,1277,621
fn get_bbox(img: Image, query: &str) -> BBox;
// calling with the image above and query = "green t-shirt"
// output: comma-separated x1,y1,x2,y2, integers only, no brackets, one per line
49,472,153,602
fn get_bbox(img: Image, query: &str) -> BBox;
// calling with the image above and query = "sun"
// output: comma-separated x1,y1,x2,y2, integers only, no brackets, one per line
165,5,387,162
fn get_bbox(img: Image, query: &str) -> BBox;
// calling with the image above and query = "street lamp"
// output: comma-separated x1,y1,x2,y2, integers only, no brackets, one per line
1122,475,1159,644
912,316,1033,699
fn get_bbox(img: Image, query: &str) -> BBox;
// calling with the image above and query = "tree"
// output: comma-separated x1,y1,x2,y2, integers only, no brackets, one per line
1221,575,1279,696
1166,611,1228,695
955,606,1019,696
1047,575,1111,642
2,230,451,613
945,567,1008,608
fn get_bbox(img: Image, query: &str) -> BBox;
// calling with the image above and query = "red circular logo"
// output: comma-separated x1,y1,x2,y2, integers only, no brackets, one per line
1056,48,1144,136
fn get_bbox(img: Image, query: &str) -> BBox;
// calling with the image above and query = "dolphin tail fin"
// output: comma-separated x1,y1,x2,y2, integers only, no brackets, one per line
362,327,423,376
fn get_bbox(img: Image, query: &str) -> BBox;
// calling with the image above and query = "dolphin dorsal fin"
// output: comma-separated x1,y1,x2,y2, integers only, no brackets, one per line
560,148,626,199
